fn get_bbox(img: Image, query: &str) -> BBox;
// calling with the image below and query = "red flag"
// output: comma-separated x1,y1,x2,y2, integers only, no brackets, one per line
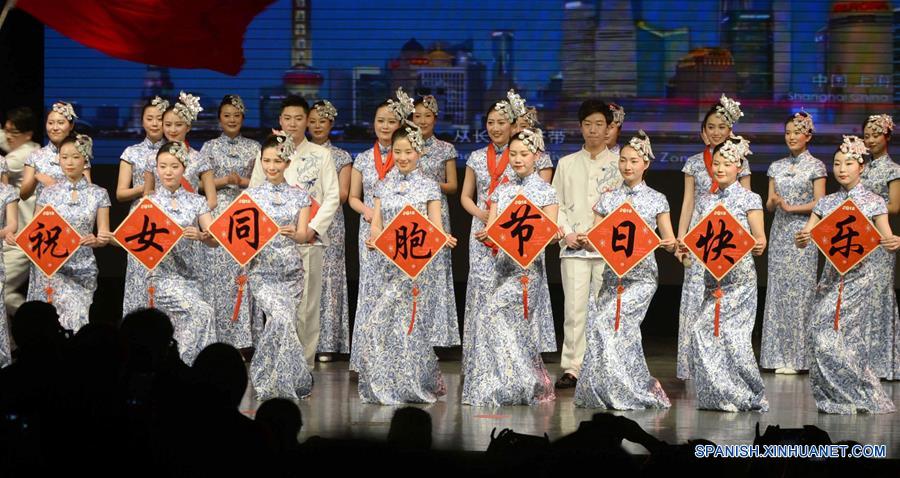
16,0,274,75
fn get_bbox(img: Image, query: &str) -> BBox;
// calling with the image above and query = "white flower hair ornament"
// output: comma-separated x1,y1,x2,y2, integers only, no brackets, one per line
517,128,546,154
74,134,93,160
166,141,189,164
628,130,654,162
866,114,894,136
387,87,415,121
609,103,626,127
520,106,539,128
792,111,814,135
272,130,296,161
52,101,77,122
403,120,426,154
174,91,203,124
839,135,868,163
227,95,246,114
718,135,752,166
314,100,338,122
714,94,744,127
421,95,439,115
506,89,528,120
151,96,170,114
493,100,516,123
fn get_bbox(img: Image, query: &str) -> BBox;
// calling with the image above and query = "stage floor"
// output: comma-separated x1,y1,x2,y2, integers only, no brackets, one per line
237,338,900,457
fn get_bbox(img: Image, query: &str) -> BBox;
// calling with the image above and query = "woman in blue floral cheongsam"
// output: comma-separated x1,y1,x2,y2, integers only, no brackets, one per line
355,123,457,404
796,135,899,414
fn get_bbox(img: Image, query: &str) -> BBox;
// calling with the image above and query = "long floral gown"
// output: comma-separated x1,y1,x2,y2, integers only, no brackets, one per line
575,181,671,410
145,187,216,366
418,136,460,346
689,181,768,412
354,168,446,404
0,185,19,367
462,171,557,406
199,133,259,348
120,137,163,315
808,184,896,414
859,153,900,380
26,179,109,333
317,141,352,354
245,180,314,400
760,151,826,370
678,150,750,379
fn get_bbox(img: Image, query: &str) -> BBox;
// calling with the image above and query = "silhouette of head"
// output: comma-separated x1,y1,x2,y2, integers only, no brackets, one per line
10,301,65,352
192,343,247,408
120,308,176,372
256,398,302,451
387,407,432,451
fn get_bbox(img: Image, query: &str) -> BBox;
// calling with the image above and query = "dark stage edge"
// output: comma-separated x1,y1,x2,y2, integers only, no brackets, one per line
234,337,900,458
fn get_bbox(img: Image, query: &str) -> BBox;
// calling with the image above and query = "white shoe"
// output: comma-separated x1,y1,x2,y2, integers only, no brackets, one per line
780,368,797,375
318,354,332,363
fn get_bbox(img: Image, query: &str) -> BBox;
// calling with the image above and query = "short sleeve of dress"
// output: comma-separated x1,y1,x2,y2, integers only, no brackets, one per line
812,196,827,218
811,159,827,180
296,189,311,209
194,195,211,217
352,152,366,173
653,190,671,216
888,163,900,183
465,150,478,170
681,155,695,176
738,160,751,178
747,191,763,211
870,195,889,218
536,182,559,207
373,179,385,199
24,150,38,168
2,187,18,206
446,143,459,164
94,186,112,208
766,161,777,179
594,192,611,216
424,178,441,202
536,152,553,170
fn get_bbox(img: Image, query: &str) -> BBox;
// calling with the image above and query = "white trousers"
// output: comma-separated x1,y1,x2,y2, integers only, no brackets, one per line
559,257,605,377
297,246,324,366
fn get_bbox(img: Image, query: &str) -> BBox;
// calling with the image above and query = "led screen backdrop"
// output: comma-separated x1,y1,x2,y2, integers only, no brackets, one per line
43,0,897,169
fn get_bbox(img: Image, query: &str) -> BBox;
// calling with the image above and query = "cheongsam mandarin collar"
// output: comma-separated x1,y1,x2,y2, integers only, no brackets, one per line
491,143,507,154
144,137,165,149
263,179,290,192
219,132,243,145
423,136,436,148
841,182,868,199
715,180,743,199
871,153,892,164
66,177,90,191
789,150,812,163
45,142,59,155
321,140,332,148
388,167,421,182
376,143,391,156
511,171,539,186
622,181,647,197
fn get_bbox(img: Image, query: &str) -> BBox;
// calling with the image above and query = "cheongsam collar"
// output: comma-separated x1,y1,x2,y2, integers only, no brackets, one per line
789,150,811,163
156,185,181,200
45,142,59,155
220,132,242,145
872,153,891,164
842,182,867,199
389,167,421,182
716,180,742,199
511,171,538,186
423,135,436,148
264,179,290,192
144,137,165,149
622,181,647,197
321,140,332,148
376,143,391,157
492,143,507,154
66,177,89,191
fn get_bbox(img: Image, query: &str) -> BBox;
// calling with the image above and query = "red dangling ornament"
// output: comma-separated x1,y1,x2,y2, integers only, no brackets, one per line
834,276,845,331
232,273,248,322
408,285,420,335
713,283,724,337
614,278,625,332
520,275,529,320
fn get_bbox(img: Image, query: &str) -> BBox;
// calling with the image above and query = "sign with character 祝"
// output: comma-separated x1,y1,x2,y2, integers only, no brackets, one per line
17,205,82,277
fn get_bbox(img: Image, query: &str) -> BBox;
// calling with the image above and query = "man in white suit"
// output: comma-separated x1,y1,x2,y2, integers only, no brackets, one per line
249,95,339,367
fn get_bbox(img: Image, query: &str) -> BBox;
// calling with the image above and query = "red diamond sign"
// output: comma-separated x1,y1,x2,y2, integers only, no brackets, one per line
586,201,660,277
114,198,183,271
811,198,881,275
374,204,448,280
487,194,558,269
683,203,755,281
16,205,82,277
208,192,279,267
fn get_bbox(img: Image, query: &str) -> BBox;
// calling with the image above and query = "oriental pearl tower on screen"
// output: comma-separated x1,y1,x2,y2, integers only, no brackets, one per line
283,0,323,99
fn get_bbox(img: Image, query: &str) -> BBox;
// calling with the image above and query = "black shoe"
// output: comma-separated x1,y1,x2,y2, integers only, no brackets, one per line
555,373,577,389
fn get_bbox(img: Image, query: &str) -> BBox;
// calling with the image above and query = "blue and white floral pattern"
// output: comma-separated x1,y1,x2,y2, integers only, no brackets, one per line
354,168,446,404
677,151,750,379
200,133,260,348
760,151,826,370
27,179,109,333
318,141,352,353
690,182,768,412
809,184,895,414
462,172,557,406
0,185,20,367
246,180,314,400
575,182,671,410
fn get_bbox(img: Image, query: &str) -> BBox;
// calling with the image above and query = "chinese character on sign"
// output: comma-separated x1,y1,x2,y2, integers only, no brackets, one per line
209,193,279,267
453,129,471,143
683,204,754,281
586,203,660,277
474,129,489,143
811,199,881,275
547,129,566,145
696,219,737,264
487,194,558,269
16,205,81,277
374,205,448,279
113,198,183,271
